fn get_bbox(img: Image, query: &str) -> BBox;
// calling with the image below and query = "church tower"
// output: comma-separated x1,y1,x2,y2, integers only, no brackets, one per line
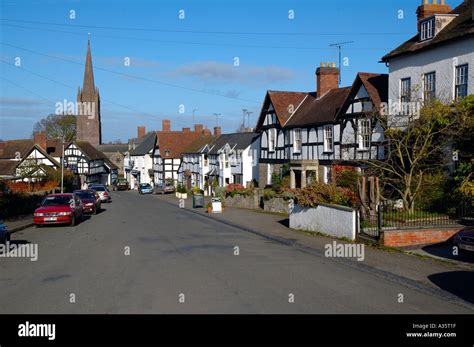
76,34,102,146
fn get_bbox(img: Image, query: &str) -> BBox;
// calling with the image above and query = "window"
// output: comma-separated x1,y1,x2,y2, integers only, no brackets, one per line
420,18,435,41
455,64,468,99
268,128,276,152
203,154,208,166
224,153,229,168
323,125,333,152
423,72,436,101
293,128,302,153
358,119,371,150
400,78,411,115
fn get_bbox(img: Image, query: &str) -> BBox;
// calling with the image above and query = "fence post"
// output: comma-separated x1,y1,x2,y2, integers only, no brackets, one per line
377,203,382,237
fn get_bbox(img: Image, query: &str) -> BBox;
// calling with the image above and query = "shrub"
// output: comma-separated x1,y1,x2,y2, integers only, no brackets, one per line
0,192,46,219
214,186,226,199
225,183,251,198
333,165,359,190
293,182,357,208
263,188,276,201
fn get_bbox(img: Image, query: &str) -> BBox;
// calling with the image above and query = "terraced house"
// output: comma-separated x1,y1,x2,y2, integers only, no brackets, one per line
256,63,387,188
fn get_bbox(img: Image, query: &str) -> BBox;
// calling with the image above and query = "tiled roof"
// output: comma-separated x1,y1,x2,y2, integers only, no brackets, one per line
0,139,34,159
0,138,65,159
182,135,219,154
208,132,260,154
130,132,156,156
76,141,108,160
264,91,308,126
382,0,474,61
0,160,19,176
157,131,211,159
285,88,351,127
96,144,129,153
358,73,388,108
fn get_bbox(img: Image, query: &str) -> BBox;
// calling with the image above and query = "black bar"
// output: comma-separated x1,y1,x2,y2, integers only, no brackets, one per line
0,314,473,346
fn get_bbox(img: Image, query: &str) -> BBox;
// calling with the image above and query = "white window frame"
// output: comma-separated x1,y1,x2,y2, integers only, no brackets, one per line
323,125,334,153
400,78,411,115
268,128,276,152
420,17,435,41
455,64,468,100
357,119,371,151
293,128,302,153
423,71,436,101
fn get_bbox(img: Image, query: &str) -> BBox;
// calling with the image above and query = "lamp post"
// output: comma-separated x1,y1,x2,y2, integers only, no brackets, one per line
61,136,65,193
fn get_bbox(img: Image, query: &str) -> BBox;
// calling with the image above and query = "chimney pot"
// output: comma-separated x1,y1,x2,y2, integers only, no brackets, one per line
162,119,171,132
213,126,222,136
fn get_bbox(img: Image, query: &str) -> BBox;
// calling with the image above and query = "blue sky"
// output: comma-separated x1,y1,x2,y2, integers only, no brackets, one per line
0,0,463,142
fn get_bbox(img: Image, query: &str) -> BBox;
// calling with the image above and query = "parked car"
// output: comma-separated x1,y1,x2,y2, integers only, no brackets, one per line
0,222,10,244
114,178,129,191
89,184,111,203
454,225,474,254
154,182,175,195
34,193,83,227
74,189,101,214
138,183,153,194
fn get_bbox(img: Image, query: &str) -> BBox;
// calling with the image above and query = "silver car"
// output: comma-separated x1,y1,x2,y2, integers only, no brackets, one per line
0,222,10,244
89,184,111,203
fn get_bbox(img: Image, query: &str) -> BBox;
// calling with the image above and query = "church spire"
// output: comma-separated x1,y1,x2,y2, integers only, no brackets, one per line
82,33,95,99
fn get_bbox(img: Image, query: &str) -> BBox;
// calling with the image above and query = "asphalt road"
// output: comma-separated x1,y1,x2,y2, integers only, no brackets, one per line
0,191,472,313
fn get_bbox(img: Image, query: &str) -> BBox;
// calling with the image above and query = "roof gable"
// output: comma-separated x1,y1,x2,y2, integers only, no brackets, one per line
256,91,307,130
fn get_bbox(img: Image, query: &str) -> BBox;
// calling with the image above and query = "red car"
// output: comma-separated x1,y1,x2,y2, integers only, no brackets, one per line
74,189,101,214
34,193,83,227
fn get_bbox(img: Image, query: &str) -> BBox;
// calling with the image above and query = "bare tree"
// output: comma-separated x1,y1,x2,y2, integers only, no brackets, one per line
364,98,472,212
33,113,76,142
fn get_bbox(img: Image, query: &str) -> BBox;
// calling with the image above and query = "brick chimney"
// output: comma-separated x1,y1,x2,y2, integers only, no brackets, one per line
416,0,452,32
214,126,221,136
203,127,211,136
194,124,204,133
137,126,146,139
182,127,190,133
162,119,171,132
33,131,47,150
316,62,339,98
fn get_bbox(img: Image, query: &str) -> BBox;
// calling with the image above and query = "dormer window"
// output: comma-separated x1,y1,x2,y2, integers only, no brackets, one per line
420,17,435,41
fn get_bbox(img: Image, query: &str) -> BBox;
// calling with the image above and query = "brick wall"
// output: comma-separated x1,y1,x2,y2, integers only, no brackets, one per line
382,227,460,247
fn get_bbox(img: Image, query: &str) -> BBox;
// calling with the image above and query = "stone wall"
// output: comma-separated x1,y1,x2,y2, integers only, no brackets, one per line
224,194,259,210
263,197,291,215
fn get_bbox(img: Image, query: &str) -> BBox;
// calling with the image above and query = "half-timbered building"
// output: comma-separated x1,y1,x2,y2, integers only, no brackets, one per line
255,63,388,188
64,141,116,187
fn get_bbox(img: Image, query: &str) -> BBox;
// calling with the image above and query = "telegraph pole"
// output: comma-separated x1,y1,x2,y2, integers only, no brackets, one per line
329,41,354,85
245,111,253,131
192,109,198,124
241,108,247,131
213,113,221,126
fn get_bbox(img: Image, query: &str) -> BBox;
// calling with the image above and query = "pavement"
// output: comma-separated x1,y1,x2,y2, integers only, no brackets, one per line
0,190,473,313
3,214,34,233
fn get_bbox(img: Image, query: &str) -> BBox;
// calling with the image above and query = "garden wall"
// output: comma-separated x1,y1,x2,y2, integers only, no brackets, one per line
289,203,357,240
224,194,259,210
263,197,291,214
382,227,461,247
